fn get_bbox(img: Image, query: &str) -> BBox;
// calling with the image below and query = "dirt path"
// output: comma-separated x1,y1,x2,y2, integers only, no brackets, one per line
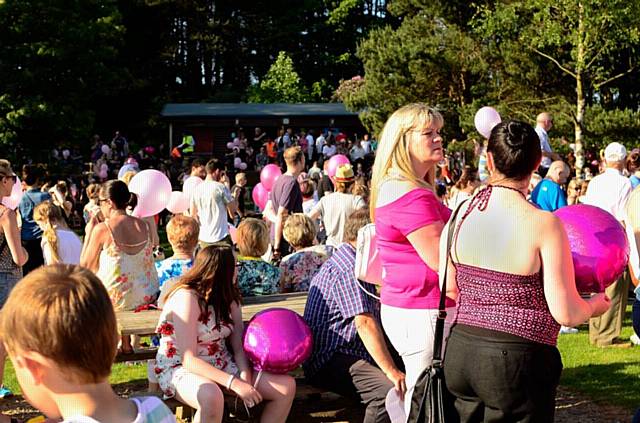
0,384,633,422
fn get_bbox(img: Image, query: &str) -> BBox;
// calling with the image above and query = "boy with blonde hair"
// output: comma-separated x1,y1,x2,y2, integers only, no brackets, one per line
0,265,176,422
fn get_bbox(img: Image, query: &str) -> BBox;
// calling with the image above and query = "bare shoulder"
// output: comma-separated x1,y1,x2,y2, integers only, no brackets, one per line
529,206,564,237
377,179,420,207
0,206,14,222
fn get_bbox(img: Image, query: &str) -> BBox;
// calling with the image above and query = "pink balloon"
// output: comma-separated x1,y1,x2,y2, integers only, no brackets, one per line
233,139,241,147
98,170,108,180
554,204,629,293
239,162,247,171
474,106,502,139
327,154,350,178
252,183,269,211
1,177,23,210
183,176,203,199
260,164,282,191
234,157,242,166
101,144,110,154
166,191,190,214
228,224,238,244
243,308,313,374
129,169,172,218
226,142,234,149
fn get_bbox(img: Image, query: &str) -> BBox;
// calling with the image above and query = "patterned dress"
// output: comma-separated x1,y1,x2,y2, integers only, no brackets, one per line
279,245,333,292
154,291,238,399
155,257,194,288
96,220,159,311
0,209,22,308
236,256,281,297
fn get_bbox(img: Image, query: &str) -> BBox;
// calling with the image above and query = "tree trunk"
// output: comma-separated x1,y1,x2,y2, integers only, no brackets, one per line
574,2,586,179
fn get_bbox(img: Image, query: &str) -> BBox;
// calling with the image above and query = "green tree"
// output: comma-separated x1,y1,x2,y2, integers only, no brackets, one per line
337,1,488,135
476,0,640,175
0,0,125,154
248,52,311,103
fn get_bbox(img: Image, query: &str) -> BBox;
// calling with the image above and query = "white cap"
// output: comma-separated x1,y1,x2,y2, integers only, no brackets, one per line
604,142,627,162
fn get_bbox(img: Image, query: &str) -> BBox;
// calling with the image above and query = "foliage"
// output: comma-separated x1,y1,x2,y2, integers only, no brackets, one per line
0,0,125,154
247,52,311,103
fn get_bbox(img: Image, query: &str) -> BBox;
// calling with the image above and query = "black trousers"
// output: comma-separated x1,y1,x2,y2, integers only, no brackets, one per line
307,353,394,423
444,325,562,423
21,238,44,275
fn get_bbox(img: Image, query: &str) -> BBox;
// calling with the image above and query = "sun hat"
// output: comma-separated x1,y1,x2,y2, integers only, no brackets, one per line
334,164,355,182
604,142,627,162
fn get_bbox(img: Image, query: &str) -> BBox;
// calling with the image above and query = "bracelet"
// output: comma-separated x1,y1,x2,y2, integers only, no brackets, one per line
226,374,235,390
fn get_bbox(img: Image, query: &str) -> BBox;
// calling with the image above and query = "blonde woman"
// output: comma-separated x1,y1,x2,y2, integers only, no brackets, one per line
34,201,82,265
370,104,453,414
236,218,281,296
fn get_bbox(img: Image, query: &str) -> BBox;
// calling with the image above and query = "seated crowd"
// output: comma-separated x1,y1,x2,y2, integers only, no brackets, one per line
0,105,629,423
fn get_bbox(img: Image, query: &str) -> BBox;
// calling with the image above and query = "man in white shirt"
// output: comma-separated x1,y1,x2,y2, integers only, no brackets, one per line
534,112,560,177
306,130,315,161
315,132,326,162
361,134,372,154
190,158,237,247
350,141,366,163
583,142,633,347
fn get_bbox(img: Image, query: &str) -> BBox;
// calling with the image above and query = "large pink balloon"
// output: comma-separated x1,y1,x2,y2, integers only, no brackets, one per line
554,204,629,293
183,176,203,199
252,183,268,211
243,308,313,374
260,164,282,191
1,177,23,210
474,107,502,139
166,191,190,214
327,154,350,179
129,169,172,218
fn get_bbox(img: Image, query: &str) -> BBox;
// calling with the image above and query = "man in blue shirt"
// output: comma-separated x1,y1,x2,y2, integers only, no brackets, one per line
18,165,50,274
530,160,570,212
304,209,405,423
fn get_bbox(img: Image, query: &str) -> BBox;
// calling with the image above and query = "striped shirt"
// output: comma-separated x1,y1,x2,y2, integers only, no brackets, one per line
303,243,380,378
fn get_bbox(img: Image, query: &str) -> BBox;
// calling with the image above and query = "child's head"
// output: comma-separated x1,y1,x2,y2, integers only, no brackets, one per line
235,172,247,186
0,265,118,416
283,214,316,250
168,245,240,326
166,215,199,254
85,183,100,201
236,218,269,257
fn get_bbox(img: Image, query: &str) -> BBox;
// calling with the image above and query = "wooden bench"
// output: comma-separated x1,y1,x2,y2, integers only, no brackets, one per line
115,292,308,362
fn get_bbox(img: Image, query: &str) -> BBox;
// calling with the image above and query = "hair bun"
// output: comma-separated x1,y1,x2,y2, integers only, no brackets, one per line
505,121,527,148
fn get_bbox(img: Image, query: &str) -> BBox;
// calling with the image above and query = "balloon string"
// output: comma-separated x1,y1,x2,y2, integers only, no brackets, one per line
254,369,263,389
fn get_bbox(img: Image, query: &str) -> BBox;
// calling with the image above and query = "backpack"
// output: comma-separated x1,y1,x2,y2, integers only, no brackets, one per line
355,223,384,286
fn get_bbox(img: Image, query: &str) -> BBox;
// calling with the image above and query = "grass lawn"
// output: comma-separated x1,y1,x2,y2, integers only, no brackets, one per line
557,305,639,412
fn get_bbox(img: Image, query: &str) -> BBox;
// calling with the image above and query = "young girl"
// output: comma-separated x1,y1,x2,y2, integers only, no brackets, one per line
154,245,295,423
34,201,82,265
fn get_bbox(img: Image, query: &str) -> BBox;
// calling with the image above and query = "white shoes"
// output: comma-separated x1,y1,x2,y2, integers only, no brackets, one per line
630,333,640,345
559,326,579,334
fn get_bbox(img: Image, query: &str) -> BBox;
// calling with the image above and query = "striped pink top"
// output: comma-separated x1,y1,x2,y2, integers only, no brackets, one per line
453,262,560,346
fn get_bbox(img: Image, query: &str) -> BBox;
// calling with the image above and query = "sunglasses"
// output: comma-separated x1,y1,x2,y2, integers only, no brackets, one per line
98,197,109,205
1,175,17,183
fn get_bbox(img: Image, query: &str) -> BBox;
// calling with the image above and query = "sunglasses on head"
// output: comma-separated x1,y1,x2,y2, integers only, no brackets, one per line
1,175,16,183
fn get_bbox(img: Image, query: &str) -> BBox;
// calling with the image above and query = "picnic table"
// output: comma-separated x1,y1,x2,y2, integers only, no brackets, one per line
116,291,308,338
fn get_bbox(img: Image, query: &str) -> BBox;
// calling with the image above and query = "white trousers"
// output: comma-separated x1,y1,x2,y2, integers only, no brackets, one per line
381,304,454,420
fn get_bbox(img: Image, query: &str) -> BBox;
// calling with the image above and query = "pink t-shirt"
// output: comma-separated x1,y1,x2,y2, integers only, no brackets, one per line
375,188,454,309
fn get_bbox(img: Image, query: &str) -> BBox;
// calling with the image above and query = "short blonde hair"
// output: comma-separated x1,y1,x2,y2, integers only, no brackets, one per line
284,146,304,166
235,173,247,184
120,170,138,185
167,215,199,252
0,159,14,177
236,218,269,257
370,104,443,220
86,183,100,200
0,265,118,384
283,214,316,249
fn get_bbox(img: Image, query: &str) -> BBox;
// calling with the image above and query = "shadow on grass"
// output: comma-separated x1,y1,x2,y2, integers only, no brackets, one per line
561,362,640,411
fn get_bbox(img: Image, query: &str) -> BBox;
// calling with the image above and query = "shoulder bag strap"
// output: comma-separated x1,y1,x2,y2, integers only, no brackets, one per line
431,199,467,364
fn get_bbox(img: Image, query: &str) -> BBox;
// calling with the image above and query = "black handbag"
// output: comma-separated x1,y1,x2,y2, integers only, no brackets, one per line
406,201,465,423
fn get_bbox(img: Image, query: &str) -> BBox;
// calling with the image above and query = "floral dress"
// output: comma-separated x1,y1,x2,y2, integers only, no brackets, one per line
154,292,238,399
155,257,193,289
279,245,334,292
96,220,159,311
236,256,281,297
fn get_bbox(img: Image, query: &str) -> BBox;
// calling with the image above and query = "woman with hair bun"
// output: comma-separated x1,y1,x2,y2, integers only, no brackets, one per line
80,180,159,353
443,120,610,421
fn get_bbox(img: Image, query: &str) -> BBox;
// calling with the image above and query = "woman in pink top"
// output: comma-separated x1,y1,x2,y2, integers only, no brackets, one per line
370,103,454,416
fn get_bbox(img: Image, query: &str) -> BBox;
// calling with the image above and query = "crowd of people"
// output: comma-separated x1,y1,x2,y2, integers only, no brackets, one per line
0,103,637,422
